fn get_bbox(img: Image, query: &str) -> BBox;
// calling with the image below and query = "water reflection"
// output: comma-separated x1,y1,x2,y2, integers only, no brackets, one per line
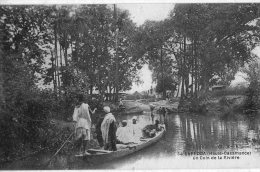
95,112,260,169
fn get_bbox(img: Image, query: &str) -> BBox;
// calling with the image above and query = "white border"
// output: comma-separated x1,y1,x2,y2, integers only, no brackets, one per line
1,0,260,5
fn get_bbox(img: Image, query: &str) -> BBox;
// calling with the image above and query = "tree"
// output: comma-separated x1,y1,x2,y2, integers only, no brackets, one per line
241,59,260,111
136,20,173,99
156,76,177,95
0,25,4,120
168,4,260,99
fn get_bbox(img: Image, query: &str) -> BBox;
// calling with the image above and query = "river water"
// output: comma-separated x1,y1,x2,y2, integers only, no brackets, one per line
3,111,260,169
93,111,260,169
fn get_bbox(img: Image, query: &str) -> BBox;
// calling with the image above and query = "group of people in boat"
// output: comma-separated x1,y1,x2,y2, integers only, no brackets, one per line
72,94,164,155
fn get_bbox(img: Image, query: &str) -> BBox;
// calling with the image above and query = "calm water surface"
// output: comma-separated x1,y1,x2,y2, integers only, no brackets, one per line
94,112,260,169
4,111,260,169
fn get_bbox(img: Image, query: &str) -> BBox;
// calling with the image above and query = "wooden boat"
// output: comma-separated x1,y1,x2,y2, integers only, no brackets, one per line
75,127,166,164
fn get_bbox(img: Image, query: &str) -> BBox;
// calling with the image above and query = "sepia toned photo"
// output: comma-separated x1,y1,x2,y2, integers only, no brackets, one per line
1,2,260,170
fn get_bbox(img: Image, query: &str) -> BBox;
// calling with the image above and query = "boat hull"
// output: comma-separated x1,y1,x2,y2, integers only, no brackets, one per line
77,129,165,164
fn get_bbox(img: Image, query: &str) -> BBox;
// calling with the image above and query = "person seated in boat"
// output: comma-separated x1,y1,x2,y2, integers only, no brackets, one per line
101,106,117,151
72,94,97,155
116,120,131,144
143,119,163,138
129,116,143,143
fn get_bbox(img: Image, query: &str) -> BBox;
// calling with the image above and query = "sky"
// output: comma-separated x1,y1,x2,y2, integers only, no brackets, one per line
117,4,174,26
117,4,174,93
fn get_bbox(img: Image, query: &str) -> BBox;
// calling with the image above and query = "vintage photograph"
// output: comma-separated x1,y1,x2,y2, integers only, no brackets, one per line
1,3,260,169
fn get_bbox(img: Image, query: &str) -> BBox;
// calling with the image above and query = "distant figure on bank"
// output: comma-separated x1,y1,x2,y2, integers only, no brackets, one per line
129,116,143,143
118,98,125,110
158,107,166,124
149,104,155,123
73,94,97,154
119,98,124,107
116,120,131,144
161,107,166,123
101,106,117,151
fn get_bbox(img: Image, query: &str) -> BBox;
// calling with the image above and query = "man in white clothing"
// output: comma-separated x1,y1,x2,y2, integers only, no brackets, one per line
116,120,131,144
73,94,96,154
129,116,143,143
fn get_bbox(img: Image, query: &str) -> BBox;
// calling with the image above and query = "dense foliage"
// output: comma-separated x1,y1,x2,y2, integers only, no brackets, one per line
135,4,260,100
241,60,260,112
0,5,141,162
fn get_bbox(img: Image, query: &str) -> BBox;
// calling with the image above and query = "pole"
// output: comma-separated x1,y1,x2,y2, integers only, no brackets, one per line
46,131,74,166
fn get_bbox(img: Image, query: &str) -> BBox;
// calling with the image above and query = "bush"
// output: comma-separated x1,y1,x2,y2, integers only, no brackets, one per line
211,87,247,97
243,80,260,111
0,85,69,161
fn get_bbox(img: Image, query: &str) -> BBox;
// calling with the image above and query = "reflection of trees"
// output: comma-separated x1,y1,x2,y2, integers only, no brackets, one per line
177,115,256,150
171,115,186,153
170,114,260,153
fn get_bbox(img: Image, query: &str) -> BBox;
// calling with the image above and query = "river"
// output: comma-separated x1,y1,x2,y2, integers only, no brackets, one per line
3,111,260,169
93,111,260,169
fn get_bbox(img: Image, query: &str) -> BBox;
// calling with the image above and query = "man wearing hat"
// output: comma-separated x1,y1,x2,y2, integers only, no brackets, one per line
101,106,117,151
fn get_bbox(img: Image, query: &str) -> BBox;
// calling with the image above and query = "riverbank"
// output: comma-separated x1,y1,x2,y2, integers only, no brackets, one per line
50,95,248,132
177,94,251,118
206,95,246,115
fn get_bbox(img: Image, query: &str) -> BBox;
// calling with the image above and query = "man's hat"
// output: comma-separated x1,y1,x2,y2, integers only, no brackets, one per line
103,106,110,113
132,116,137,120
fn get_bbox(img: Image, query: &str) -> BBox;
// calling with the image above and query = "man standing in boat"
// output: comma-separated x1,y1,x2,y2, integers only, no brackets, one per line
101,106,117,151
73,94,97,155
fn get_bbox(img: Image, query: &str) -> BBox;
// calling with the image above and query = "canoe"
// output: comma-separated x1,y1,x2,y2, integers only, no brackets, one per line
75,127,166,164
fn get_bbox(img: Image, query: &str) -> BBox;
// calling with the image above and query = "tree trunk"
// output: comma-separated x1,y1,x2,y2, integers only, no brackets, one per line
0,42,4,117
114,4,119,103
109,85,112,101
64,45,68,67
59,43,63,68
56,47,60,93
51,51,57,94
180,41,185,99
90,85,93,95
160,46,166,99
54,23,60,96
183,36,189,96
194,39,198,98
191,39,194,96
176,82,181,97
